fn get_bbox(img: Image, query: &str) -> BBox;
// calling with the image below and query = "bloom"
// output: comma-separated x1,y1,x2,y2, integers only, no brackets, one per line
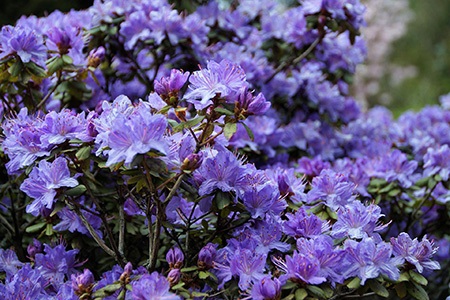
20,157,79,216
130,272,181,300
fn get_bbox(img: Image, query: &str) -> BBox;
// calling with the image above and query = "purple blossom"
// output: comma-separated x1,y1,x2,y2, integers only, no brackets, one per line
343,238,401,285
373,149,418,188
198,243,218,270
236,86,271,117
40,110,93,146
27,239,44,260
131,271,181,300
185,59,248,110
0,264,49,299
265,167,307,203
277,250,327,285
54,206,103,238
154,69,190,103
332,201,387,239
227,248,267,290
306,169,356,210
196,147,250,197
102,105,168,167
423,144,450,181
87,46,106,68
250,276,282,300
71,269,95,296
0,25,46,66
34,243,80,288
20,157,79,216
283,207,330,239
243,181,284,219
391,233,440,273
0,249,23,276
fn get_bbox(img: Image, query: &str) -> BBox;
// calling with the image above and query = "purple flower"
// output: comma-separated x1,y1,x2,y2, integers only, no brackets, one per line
423,144,450,181
250,276,282,300
185,59,248,110
71,269,95,296
283,207,330,239
20,157,79,216
54,206,103,238
236,86,271,117
306,169,356,210
391,233,440,273
373,149,418,188
166,247,184,269
154,69,190,105
0,264,49,299
34,243,80,288
131,271,181,300
296,236,345,283
0,249,23,276
103,105,168,167
196,147,250,197
277,250,327,285
40,110,93,146
167,268,181,285
296,156,331,177
331,201,387,239
266,167,307,203
0,25,46,66
243,181,284,219
228,248,267,290
343,238,401,285
87,46,106,68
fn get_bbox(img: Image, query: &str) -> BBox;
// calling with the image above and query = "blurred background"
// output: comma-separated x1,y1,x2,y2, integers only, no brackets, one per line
0,0,449,117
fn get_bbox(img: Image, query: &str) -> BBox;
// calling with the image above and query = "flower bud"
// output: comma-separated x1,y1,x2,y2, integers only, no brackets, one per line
27,238,43,260
87,46,105,68
166,247,184,269
120,261,133,284
72,269,95,296
181,152,203,172
197,243,217,270
167,268,181,286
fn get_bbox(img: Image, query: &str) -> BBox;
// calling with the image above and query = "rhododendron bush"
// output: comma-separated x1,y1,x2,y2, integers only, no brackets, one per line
0,0,448,299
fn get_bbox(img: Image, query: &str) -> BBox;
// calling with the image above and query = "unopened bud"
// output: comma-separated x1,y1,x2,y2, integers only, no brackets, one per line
87,46,105,68
167,268,181,286
166,247,184,269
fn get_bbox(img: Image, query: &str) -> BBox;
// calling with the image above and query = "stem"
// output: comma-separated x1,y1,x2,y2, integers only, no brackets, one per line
119,201,125,256
163,173,185,204
37,74,61,110
0,213,14,234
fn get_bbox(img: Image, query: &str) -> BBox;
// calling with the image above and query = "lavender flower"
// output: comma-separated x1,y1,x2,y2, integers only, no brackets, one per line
154,69,190,105
236,86,271,117
27,239,44,261
343,238,401,285
250,276,282,300
131,272,181,300
0,264,49,299
20,157,79,216
54,206,103,238
391,233,440,273
306,169,356,210
423,144,450,181
185,59,248,110
283,207,330,239
277,250,327,285
228,248,267,290
331,201,388,239
373,149,418,188
198,243,218,270
0,25,46,66
243,181,284,219
87,46,106,68
0,249,23,276
71,269,95,297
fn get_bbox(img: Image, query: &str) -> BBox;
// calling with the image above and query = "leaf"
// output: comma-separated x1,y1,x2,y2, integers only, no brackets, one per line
65,185,87,197
214,107,234,116
368,279,389,298
295,288,308,300
395,282,407,298
198,271,209,279
25,222,46,233
306,285,327,298
241,122,254,141
408,270,428,286
215,191,231,210
45,223,53,236
25,62,47,78
8,60,23,77
224,122,237,139
172,115,205,132
181,266,198,272
347,277,361,289
92,283,122,298
61,55,73,65
406,282,429,300
76,146,92,161
47,57,64,75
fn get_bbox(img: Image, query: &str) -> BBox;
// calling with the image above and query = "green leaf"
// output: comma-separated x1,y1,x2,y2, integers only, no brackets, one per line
191,291,209,297
306,285,327,298
65,185,87,197
45,223,53,236
198,271,209,279
388,188,402,197
224,122,237,139
25,222,46,233
76,146,92,161
214,107,234,116
61,55,73,65
368,279,389,298
241,122,254,141
92,283,122,298
347,277,361,289
408,270,428,286
181,266,198,272
172,115,205,132
398,272,410,282
295,288,308,300
395,282,407,298
215,191,231,210
25,62,47,78
47,57,64,75
9,60,23,77
406,282,429,300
